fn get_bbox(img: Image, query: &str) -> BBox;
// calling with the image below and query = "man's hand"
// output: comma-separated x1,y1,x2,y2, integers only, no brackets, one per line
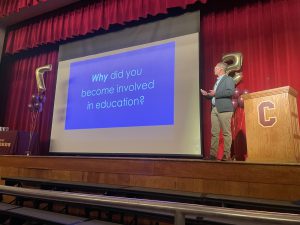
208,90,215,96
200,89,208,96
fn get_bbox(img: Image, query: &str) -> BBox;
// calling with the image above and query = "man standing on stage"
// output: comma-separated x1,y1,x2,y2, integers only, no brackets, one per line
201,62,235,161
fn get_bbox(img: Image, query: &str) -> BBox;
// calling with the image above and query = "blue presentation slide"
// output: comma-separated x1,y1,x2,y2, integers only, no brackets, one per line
65,42,175,129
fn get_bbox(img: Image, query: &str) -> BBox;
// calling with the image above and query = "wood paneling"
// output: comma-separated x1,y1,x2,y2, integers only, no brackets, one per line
0,156,300,201
176,178,204,192
50,170,84,182
1,166,19,177
18,168,50,179
130,175,177,189
203,180,249,196
153,160,300,185
98,173,130,185
248,183,300,200
0,156,154,174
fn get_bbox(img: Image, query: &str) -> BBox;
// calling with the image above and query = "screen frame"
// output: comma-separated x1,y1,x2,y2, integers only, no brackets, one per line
49,10,203,159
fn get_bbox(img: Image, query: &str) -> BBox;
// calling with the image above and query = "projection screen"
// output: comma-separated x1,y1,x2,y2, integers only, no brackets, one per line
50,11,201,156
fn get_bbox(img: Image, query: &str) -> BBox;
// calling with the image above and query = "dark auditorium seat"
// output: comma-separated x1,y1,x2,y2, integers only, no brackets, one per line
0,201,120,225
0,202,20,224
0,202,20,211
79,220,123,225
7,206,88,225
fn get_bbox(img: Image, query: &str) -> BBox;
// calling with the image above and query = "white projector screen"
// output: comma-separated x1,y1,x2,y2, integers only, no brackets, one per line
50,33,201,155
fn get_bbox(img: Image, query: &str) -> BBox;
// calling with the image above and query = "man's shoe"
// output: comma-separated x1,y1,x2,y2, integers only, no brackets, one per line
209,155,217,160
221,155,232,161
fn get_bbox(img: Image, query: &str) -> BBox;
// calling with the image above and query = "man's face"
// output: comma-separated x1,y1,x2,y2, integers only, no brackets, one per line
214,65,221,76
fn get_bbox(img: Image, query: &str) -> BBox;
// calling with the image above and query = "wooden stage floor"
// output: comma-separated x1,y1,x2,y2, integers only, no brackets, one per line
0,155,299,202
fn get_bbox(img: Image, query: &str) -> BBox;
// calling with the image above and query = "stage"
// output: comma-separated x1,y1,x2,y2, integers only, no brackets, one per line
0,155,299,203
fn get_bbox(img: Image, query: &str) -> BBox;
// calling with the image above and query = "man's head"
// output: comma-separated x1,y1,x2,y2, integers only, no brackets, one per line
214,62,228,76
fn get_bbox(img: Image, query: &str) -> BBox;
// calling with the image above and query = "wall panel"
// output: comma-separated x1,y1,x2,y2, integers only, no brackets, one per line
0,156,299,201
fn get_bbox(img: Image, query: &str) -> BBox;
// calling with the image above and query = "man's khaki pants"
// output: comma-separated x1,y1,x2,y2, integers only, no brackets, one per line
210,107,233,158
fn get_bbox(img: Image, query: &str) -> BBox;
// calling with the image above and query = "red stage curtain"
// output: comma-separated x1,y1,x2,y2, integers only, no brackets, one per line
2,0,300,157
0,0,47,18
200,0,300,160
0,48,58,155
5,0,206,54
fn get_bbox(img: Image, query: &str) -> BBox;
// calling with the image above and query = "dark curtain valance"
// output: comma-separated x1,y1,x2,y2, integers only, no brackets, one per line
0,0,48,18
5,0,206,54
